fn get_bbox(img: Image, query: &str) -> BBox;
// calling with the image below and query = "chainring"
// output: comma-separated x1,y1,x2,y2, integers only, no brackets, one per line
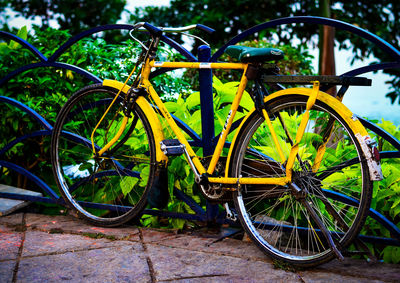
198,156,233,203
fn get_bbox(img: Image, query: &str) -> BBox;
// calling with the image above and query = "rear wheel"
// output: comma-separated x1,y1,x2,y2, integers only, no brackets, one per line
230,94,372,266
51,84,156,227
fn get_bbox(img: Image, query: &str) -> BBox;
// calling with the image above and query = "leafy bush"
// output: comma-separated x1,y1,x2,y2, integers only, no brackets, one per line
0,25,186,192
360,119,400,263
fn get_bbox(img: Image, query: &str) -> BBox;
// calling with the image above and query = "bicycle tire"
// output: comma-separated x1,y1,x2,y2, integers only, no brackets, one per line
51,84,156,227
230,94,372,267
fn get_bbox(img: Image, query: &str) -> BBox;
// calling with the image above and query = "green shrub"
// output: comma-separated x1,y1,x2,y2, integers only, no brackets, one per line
0,26,186,191
358,119,400,263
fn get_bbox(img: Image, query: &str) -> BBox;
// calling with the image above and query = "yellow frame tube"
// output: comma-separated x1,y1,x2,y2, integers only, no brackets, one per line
150,61,246,70
97,116,128,156
207,66,248,174
208,176,288,186
261,108,286,164
285,82,320,179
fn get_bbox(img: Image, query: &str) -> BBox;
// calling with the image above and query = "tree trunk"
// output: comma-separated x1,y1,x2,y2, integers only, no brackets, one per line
319,0,337,96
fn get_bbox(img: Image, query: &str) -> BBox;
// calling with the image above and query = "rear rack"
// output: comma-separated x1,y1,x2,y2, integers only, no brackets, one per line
262,75,372,86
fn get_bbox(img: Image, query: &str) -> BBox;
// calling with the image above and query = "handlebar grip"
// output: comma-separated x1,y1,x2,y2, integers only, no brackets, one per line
143,22,163,36
196,24,215,34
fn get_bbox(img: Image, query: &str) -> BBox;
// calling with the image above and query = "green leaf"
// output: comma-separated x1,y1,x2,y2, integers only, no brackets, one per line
120,176,139,197
186,92,200,109
9,26,28,49
164,101,179,113
382,246,393,263
78,162,93,172
392,247,400,264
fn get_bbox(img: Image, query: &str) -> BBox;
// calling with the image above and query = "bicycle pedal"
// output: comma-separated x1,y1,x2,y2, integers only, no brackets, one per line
160,139,185,156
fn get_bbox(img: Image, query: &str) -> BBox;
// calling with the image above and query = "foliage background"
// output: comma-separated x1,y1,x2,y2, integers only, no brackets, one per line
1,0,400,263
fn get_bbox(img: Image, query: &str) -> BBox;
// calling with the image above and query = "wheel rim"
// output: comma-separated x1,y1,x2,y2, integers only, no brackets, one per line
233,96,369,263
53,87,154,224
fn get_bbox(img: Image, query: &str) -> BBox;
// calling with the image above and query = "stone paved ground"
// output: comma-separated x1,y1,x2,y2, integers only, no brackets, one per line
1,213,400,282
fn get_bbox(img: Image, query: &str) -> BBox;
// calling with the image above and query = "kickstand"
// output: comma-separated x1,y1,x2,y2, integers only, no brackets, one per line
206,227,243,247
343,238,378,263
355,238,378,263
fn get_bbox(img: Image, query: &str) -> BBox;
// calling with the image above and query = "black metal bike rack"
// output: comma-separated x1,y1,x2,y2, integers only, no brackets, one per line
1,16,400,246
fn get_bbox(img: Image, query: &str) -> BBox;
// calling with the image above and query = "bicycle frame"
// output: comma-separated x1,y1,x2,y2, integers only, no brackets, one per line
96,57,332,187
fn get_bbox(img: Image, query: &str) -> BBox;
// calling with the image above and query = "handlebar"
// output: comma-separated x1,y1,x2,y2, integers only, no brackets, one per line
135,22,215,35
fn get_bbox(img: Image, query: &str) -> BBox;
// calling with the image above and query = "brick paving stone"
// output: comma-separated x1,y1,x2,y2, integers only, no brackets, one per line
25,213,140,241
207,238,270,262
299,271,383,283
309,258,400,283
0,225,23,261
146,243,301,282
0,212,24,227
2,212,400,282
151,233,215,249
155,233,270,262
140,227,180,243
22,230,138,257
17,244,150,283
0,260,15,283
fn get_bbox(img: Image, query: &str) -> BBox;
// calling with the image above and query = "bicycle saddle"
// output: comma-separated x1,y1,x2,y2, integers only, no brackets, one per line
225,45,284,63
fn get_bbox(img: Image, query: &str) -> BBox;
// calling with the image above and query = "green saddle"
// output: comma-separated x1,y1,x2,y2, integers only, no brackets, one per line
225,45,284,63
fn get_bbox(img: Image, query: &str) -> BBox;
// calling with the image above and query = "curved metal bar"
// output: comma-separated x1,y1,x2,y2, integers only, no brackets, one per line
161,34,198,62
168,113,201,142
60,130,100,151
0,160,60,201
211,16,400,61
380,151,400,159
323,189,400,241
0,61,102,87
358,116,400,151
48,24,136,62
49,24,197,62
0,31,47,62
68,169,140,193
0,191,63,205
0,96,52,130
0,130,52,156
1,26,197,86
341,62,400,78
173,187,206,217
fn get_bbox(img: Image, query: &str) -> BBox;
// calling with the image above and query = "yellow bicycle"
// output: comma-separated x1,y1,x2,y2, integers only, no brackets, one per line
51,22,382,266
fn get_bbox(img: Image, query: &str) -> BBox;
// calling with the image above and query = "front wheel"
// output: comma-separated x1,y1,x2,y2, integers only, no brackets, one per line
51,84,156,227
230,94,372,267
